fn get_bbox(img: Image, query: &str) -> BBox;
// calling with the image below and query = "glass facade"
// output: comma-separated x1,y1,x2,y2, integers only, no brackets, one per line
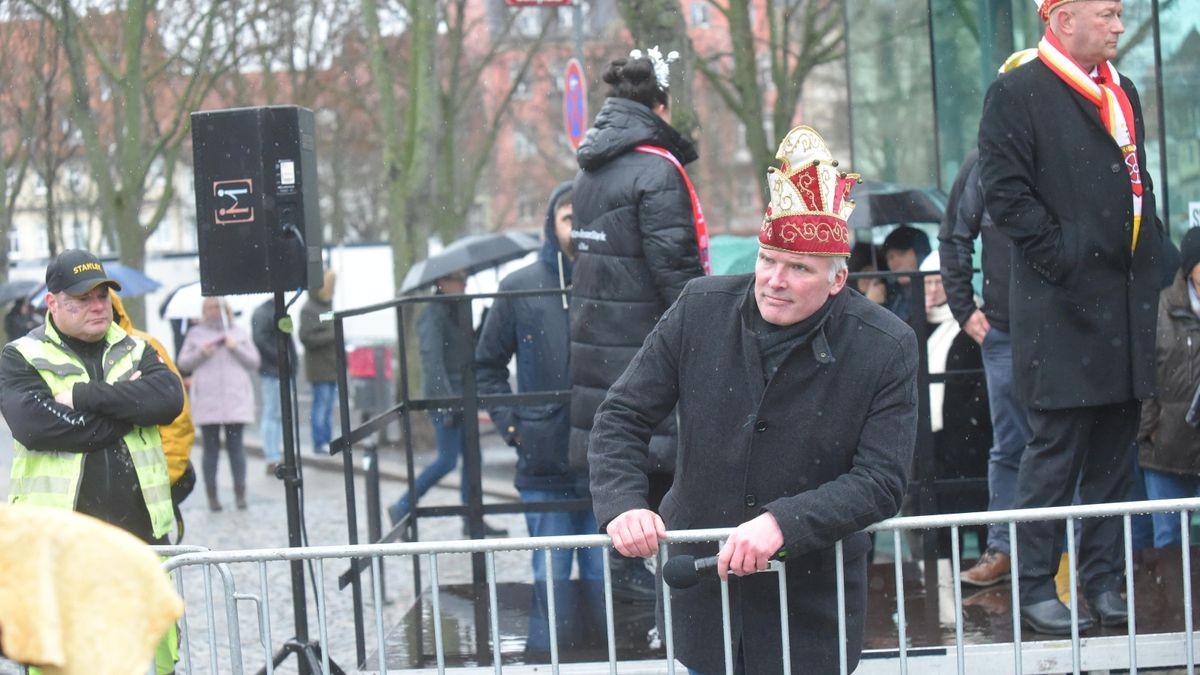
846,0,1199,237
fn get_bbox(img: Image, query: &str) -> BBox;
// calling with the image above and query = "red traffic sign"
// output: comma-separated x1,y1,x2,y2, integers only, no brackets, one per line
563,58,588,151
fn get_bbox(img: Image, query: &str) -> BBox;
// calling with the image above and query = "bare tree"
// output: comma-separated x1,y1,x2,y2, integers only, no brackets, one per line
22,0,239,324
613,0,699,138
0,7,40,279
694,0,844,207
428,0,553,239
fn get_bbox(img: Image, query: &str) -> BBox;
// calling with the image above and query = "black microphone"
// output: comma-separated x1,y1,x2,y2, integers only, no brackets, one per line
662,554,719,589
662,551,789,589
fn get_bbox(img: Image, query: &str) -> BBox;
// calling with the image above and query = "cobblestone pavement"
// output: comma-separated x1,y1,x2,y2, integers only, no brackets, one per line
0,417,547,675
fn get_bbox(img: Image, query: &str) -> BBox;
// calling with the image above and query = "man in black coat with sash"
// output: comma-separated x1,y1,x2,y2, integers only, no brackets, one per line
589,126,918,674
978,0,1163,635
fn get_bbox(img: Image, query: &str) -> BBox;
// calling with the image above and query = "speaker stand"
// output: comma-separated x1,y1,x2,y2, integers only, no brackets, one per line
255,291,346,675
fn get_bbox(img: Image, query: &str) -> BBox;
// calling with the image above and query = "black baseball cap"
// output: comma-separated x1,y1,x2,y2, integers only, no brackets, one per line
45,249,122,296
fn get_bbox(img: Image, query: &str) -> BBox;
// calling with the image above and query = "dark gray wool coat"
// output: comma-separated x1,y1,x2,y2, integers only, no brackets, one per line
589,274,918,674
979,58,1162,410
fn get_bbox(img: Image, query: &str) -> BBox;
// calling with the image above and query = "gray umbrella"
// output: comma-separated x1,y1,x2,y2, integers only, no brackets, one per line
0,279,40,305
846,181,947,230
400,231,540,294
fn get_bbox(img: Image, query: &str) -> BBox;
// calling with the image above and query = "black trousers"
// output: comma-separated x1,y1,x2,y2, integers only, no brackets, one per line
1014,401,1139,603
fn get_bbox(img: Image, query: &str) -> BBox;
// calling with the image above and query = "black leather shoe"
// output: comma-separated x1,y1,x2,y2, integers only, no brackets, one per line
1088,590,1129,626
1020,598,1093,635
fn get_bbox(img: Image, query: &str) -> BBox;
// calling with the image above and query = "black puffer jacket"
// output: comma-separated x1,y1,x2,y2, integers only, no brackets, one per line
569,96,705,472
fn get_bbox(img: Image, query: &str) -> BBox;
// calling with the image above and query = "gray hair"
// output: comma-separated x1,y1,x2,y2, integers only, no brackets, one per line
828,256,848,283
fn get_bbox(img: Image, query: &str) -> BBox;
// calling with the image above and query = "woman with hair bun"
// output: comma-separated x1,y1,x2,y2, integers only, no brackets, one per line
569,47,707,603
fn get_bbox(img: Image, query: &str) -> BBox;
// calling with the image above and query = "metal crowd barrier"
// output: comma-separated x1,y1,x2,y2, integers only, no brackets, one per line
151,497,1200,675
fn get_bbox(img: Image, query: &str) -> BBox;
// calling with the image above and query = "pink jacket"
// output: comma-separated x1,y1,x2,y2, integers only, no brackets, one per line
178,320,261,426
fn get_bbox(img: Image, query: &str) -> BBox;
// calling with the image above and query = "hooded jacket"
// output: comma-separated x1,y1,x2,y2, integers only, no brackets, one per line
110,293,194,483
569,96,705,472
476,182,582,491
251,299,297,379
177,307,260,426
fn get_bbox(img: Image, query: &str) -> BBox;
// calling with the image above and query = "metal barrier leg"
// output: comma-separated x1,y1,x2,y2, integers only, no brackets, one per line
429,554,446,674
486,551,502,674
545,548,560,673
1067,516,1081,674
720,550,733,675
893,530,908,675
258,562,274,675
774,560,791,675
951,526,964,674
1010,521,1022,675
175,569,193,675
1124,514,1137,675
1182,510,1194,674
836,540,847,675
371,556,387,674
602,547,619,675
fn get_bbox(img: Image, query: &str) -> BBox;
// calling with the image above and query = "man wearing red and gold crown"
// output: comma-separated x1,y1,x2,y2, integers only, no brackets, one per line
978,0,1163,635
588,126,918,674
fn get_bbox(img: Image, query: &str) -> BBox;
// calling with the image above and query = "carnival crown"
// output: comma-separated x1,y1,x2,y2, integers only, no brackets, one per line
759,126,859,257
1034,0,1084,22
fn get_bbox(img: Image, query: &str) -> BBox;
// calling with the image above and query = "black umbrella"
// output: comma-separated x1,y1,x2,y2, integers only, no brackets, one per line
846,181,947,230
0,279,40,305
400,231,540,294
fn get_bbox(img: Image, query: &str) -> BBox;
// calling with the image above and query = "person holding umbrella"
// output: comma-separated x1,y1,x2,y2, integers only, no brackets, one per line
388,271,507,538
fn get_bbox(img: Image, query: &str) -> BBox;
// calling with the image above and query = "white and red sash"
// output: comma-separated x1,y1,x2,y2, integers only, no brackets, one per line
634,144,712,275
1038,28,1143,250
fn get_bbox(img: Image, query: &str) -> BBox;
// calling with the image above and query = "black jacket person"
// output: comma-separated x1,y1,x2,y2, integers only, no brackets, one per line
978,0,1163,633
1,250,184,545
569,54,706,497
590,127,917,674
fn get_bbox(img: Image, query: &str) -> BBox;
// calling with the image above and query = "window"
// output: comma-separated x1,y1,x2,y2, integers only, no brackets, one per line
690,2,709,27
510,62,531,99
517,197,539,221
72,219,86,250
514,8,541,38
513,130,537,161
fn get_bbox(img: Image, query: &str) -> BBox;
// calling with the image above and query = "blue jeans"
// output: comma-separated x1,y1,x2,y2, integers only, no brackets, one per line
981,327,1033,554
311,381,337,451
1129,461,1156,550
388,412,469,524
521,486,604,654
520,487,603,581
1143,467,1200,548
260,375,282,463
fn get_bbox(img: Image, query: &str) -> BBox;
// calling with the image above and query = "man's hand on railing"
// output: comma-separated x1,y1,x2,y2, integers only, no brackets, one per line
717,512,784,580
606,508,666,558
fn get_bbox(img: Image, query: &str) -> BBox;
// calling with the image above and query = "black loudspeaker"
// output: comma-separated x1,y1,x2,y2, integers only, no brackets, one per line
191,105,323,295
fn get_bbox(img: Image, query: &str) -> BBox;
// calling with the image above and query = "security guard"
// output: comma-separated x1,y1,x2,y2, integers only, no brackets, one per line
1,249,184,673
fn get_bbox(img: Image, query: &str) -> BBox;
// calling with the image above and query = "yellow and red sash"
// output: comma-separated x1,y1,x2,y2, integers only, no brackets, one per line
1038,28,1143,250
